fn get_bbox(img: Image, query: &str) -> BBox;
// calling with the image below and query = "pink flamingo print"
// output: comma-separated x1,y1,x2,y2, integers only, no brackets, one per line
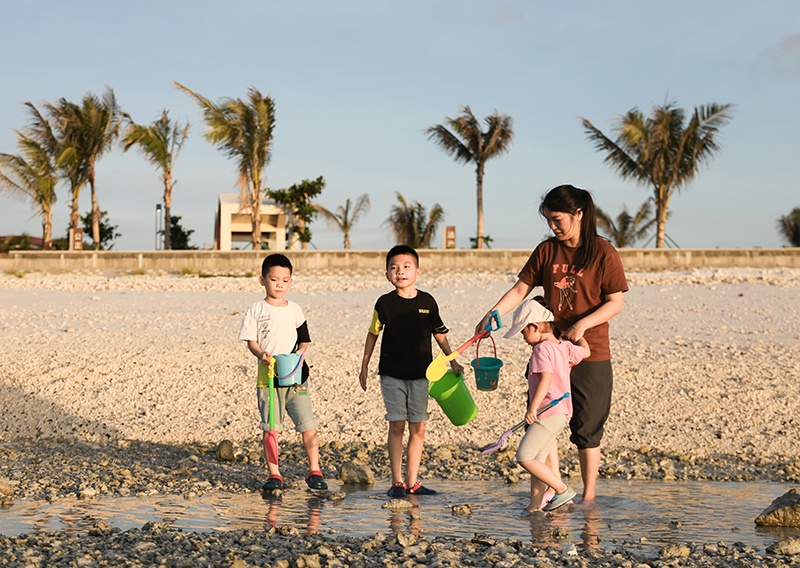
554,276,576,311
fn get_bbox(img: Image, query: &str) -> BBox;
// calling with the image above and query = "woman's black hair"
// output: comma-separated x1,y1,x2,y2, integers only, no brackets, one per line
539,184,598,270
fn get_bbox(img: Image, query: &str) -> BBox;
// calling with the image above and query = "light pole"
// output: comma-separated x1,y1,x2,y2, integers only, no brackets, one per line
155,203,163,250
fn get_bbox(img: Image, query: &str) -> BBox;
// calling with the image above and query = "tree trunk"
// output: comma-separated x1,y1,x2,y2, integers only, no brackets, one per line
90,169,101,250
475,164,485,249
70,187,80,250
42,208,53,250
654,189,670,249
300,218,308,250
163,172,172,250
251,191,262,250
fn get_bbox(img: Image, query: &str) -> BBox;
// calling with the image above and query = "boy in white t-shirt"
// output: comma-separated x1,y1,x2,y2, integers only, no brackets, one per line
238,254,326,493
504,296,589,512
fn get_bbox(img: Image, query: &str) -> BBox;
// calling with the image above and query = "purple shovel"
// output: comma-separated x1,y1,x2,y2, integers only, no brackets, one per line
479,393,570,456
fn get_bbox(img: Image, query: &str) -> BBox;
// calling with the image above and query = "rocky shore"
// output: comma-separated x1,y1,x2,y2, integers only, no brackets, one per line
1,267,799,566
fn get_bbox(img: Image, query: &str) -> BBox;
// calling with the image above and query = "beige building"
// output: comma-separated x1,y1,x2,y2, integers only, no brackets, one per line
214,193,287,251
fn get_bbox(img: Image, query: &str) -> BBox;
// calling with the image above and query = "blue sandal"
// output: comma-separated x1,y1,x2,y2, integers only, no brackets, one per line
542,487,576,511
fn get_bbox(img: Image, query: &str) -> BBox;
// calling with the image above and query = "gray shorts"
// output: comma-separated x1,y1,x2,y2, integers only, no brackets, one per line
380,375,429,423
257,383,318,433
515,414,568,463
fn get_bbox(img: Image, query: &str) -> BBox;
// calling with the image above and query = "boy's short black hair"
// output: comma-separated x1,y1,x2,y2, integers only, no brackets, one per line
262,253,293,277
386,245,419,270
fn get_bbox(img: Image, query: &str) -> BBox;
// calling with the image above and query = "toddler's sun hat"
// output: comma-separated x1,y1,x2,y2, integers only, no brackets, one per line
503,297,554,339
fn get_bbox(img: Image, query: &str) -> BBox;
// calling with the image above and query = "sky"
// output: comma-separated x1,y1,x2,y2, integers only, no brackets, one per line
1,1,799,251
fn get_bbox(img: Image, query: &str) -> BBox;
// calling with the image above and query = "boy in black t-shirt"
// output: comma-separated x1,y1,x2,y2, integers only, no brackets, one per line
359,245,463,498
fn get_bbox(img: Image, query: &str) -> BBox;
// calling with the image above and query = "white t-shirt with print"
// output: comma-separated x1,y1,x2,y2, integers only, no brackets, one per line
238,299,306,357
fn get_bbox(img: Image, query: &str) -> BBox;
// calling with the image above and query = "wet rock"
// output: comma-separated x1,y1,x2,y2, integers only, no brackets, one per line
660,543,691,557
215,440,235,462
382,498,414,510
396,532,416,547
451,504,472,516
78,487,98,499
338,461,374,485
0,479,13,496
471,534,496,546
766,536,800,555
88,520,114,536
550,526,569,539
754,488,800,526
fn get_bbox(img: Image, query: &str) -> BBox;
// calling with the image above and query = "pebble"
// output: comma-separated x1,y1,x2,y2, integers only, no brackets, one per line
1,268,799,566
0,525,794,567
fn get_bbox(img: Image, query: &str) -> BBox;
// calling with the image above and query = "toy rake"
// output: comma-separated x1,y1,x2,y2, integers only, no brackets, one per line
479,393,570,456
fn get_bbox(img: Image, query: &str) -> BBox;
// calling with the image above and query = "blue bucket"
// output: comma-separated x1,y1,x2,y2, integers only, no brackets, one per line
274,353,304,387
471,336,503,391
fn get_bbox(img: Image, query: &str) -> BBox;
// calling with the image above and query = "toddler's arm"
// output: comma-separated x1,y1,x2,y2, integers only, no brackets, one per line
526,372,553,424
575,336,590,360
359,332,378,391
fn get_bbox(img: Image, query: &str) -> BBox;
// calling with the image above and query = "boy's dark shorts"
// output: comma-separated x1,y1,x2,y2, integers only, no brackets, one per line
569,359,613,450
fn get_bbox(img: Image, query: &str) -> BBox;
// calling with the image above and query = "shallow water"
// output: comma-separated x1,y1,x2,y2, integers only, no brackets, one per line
1,480,797,557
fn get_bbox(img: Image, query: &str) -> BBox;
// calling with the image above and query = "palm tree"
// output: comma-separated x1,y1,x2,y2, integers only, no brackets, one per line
315,194,371,249
425,106,513,249
27,102,84,244
596,200,657,248
0,132,59,249
581,100,733,248
174,82,275,249
777,207,800,247
21,101,79,245
53,88,123,249
383,192,444,249
122,109,190,250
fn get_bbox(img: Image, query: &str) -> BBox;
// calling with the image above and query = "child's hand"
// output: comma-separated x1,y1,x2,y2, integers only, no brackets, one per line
525,410,538,424
359,369,368,391
450,360,465,377
259,352,272,366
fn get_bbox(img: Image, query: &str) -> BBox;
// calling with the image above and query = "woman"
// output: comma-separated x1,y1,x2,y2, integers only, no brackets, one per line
477,184,628,502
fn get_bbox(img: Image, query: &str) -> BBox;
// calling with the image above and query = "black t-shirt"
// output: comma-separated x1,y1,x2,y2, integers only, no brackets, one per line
369,290,448,380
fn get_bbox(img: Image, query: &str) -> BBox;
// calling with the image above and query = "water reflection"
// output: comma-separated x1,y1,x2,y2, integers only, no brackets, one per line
1,480,797,557
261,493,323,535
523,500,602,549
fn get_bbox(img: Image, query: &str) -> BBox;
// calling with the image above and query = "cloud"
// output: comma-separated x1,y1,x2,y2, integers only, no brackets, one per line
764,34,800,79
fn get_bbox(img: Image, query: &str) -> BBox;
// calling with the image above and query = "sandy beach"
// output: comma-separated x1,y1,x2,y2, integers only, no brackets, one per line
1,266,799,566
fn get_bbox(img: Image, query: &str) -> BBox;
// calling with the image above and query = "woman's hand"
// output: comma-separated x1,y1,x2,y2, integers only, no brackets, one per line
563,323,585,343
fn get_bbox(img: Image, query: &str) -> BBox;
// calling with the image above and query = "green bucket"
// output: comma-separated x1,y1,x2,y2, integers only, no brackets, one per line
428,371,478,426
471,335,503,391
